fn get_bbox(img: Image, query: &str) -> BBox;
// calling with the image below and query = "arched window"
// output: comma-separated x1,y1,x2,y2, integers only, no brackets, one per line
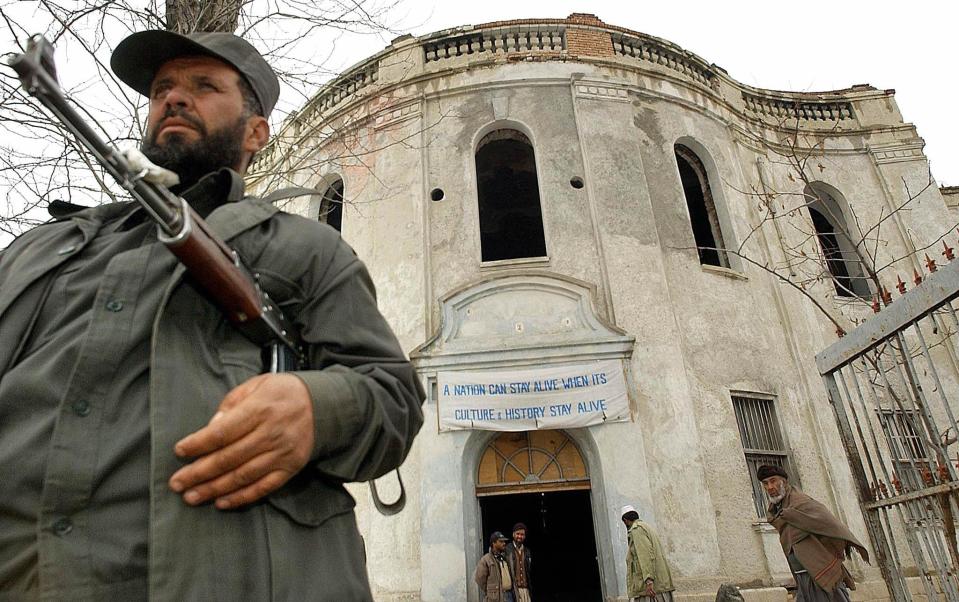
805,184,869,298
476,430,589,496
475,129,547,262
318,178,343,232
675,144,728,267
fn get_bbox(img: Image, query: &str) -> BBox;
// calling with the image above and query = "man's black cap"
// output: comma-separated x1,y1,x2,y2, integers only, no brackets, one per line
110,30,280,117
489,531,508,545
757,464,788,481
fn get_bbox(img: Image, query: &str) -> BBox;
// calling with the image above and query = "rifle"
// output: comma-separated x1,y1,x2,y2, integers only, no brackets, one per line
9,34,302,372
8,35,406,515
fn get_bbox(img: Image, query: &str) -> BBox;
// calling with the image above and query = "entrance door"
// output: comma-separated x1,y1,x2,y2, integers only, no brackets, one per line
480,490,602,602
476,430,603,602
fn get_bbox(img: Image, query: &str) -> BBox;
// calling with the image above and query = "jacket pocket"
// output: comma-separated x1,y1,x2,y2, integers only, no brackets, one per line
216,328,263,389
267,469,356,527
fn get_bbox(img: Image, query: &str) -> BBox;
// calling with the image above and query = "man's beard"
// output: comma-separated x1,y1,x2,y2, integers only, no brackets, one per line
768,482,787,504
141,107,247,190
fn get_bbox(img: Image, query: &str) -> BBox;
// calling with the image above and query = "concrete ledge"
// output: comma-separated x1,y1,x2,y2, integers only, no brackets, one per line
675,587,788,602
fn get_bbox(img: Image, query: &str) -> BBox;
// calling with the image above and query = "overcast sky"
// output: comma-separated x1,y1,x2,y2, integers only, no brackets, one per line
332,0,957,186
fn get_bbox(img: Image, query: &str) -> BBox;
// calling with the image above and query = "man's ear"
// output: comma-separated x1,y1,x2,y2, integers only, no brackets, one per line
243,115,270,154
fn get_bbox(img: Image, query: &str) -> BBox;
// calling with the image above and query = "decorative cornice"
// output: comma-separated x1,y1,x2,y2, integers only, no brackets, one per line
575,84,630,102
872,143,926,164
373,100,422,129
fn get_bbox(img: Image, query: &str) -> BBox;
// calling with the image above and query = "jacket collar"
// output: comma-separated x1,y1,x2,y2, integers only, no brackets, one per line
180,168,247,218
44,168,248,225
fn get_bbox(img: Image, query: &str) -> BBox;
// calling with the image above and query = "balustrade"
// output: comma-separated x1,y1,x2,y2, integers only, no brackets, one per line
611,33,715,88
742,92,854,122
423,26,566,62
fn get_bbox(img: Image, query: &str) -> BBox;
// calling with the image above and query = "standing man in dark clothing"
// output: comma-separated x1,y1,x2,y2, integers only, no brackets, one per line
506,522,533,602
758,465,868,602
0,29,424,601
475,531,515,602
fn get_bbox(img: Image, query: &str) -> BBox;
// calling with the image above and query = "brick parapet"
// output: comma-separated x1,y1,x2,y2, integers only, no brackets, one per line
566,25,614,58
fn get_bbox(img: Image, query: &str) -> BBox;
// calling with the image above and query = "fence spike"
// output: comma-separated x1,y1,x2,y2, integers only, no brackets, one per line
944,241,955,261
896,275,907,294
835,325,846,337
880,287,892,305
938,460,950,482
871,297,881,313
914,268,923,286
925,254,938,273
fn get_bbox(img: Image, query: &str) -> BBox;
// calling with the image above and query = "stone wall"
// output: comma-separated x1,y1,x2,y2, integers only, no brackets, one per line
249,12,952,602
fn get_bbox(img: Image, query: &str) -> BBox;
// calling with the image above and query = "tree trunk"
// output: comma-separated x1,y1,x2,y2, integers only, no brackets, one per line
165,0,242,33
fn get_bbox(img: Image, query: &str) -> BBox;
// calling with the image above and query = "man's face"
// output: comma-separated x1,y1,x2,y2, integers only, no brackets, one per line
493,538,507,553
512,529,526,545
141,55,266,187
761,475,787,502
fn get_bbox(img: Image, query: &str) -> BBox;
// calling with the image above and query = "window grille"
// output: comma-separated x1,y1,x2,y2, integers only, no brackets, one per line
732,395,794,518
878,409,930,491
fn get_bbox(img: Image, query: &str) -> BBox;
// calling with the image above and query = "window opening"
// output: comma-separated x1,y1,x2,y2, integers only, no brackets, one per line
318,178,343,232
809,207,853,296
476,430,589,496
806,185,869,298
675,144,728,267
476,129,547,261
732,395,796,518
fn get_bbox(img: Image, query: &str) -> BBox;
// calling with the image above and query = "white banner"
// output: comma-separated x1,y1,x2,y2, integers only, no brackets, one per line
437,360,630,431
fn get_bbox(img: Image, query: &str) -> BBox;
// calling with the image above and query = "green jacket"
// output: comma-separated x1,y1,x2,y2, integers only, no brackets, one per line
0,173,424,601
626,520,675,597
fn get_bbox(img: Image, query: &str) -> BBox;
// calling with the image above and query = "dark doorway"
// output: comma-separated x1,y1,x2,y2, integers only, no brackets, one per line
479,489,602,602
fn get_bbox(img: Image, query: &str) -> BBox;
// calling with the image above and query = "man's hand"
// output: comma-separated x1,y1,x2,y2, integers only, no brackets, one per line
168,373,315,510
645,578,655,597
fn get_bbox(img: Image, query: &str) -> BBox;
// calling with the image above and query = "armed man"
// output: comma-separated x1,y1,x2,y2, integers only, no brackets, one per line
0,30,424,601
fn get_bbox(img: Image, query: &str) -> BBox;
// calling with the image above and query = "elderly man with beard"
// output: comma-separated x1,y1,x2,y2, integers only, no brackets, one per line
0,30,424,601
758,465,869,602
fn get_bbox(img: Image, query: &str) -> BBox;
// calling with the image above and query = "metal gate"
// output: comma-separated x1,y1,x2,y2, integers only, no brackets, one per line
817,259,959,601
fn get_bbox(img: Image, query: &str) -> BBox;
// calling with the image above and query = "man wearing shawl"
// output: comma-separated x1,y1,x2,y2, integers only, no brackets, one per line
758,465,869,602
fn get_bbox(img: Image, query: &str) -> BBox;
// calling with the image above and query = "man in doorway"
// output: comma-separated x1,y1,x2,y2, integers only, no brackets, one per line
506,522,532,602
621,504,675,601
0,29,424,600
758,465,869,602
474,531,515,602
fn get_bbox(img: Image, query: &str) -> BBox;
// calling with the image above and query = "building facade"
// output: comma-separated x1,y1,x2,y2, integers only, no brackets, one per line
250,13,955,601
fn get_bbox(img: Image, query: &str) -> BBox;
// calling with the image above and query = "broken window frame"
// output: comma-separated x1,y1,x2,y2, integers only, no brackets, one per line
805,183,870,298
674,143,729,268
318,177,344,232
